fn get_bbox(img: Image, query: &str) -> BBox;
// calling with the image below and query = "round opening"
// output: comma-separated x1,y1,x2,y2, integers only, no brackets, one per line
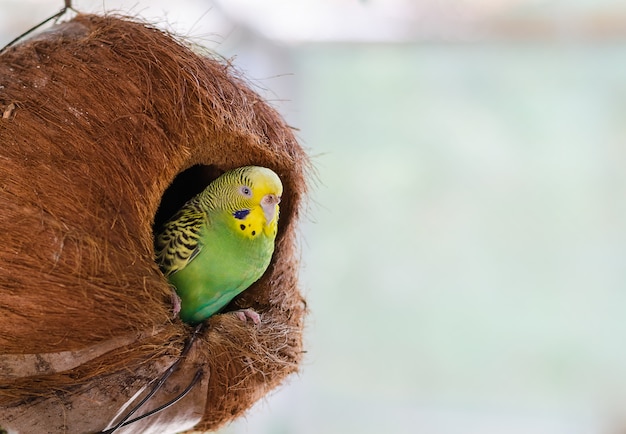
152,164,223,235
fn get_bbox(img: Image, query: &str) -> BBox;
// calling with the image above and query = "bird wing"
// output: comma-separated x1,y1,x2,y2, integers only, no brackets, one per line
155,205,207,276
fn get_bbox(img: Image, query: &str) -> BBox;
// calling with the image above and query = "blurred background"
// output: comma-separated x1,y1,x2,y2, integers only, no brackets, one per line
2,1,626,433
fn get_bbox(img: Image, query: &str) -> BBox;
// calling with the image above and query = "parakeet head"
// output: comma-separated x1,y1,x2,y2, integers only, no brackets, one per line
208,166,283,238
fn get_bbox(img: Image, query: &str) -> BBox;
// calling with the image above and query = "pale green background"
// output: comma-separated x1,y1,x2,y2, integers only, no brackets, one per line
2,1,626,433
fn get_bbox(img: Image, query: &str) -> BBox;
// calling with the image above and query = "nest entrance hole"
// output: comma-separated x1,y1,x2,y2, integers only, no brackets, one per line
152,164,222,234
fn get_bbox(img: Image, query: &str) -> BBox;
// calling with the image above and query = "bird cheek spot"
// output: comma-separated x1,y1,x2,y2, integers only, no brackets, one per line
251,231,256,236
240,224,246,231
234,209,250,220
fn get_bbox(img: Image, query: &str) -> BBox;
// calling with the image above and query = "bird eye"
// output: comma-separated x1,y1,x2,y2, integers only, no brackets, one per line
239,186,252,197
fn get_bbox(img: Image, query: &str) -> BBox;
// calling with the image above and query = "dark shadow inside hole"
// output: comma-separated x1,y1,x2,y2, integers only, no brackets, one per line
152,164,222,236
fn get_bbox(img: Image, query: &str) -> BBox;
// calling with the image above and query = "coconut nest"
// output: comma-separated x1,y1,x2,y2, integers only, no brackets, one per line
0,13,308,434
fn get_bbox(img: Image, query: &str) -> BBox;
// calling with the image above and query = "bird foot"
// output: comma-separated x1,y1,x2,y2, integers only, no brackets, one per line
170,287,181,317
232,308,261,325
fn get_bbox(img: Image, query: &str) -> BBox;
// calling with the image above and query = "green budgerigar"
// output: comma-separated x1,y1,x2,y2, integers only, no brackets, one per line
155,166,283,324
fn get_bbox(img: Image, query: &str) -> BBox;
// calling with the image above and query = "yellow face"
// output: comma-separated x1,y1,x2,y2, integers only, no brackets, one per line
228,166,283,240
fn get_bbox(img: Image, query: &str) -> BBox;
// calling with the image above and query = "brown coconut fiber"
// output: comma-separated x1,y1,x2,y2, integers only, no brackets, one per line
0,13,308,434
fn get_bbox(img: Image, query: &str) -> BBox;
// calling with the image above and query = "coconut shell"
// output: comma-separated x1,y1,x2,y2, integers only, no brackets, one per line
0,14,307,433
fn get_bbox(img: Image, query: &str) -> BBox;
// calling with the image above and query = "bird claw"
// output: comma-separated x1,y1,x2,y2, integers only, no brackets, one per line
232,308,261,325
170,287,181,317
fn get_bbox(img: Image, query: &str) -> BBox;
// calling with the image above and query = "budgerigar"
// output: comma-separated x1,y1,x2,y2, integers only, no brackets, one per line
155,166,283,324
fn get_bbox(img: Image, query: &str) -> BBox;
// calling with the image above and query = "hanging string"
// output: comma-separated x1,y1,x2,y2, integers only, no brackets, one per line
98,370,203,433
0,0,76,53
98,323,206,434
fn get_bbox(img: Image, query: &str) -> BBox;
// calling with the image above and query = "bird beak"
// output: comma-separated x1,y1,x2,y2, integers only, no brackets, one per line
261,194,281,224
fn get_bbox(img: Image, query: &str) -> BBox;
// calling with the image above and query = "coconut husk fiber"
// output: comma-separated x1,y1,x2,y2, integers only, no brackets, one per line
0,13,307,433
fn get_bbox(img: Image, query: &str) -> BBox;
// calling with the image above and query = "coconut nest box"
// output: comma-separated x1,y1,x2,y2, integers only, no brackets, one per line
0,14,307,433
